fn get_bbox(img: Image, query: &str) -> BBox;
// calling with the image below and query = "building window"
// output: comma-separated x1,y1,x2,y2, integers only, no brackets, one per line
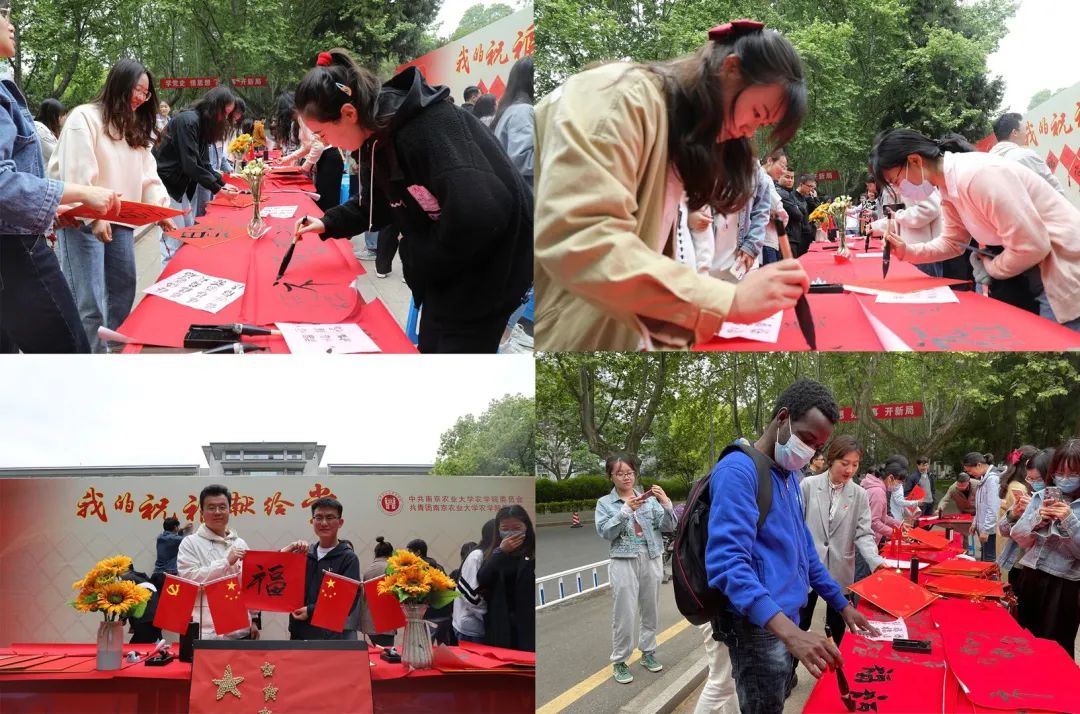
224,451,242,460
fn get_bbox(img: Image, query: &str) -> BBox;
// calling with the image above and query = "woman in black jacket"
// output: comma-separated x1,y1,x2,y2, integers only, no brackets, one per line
476,505,535,652
153,86,240,265
291,48,533,353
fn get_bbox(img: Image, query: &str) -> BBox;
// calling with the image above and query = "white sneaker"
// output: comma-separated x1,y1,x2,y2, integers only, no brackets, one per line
376,272,389,279
356,249,378,260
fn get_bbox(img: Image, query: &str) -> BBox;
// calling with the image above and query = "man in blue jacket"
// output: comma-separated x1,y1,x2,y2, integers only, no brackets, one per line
707,379,879,713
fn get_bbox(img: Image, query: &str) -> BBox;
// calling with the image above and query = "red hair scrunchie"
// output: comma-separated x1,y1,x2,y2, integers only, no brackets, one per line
1007,448,1022,466
708,19,765,42
316,51,333,67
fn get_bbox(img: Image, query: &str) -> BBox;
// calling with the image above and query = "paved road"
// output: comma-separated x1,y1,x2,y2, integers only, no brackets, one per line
537,522,613,579
537,582,702,713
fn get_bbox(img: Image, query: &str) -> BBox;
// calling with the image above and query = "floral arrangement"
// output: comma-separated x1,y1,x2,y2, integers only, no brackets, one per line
252,121,266,149
808,202,832,225
227,133,253,162
827,195,853,253
70,555,151,621
239,159,269,236
377,549,458,608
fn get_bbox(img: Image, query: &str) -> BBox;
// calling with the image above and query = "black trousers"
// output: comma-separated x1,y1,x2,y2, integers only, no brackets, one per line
1017,567,1079,659
418,306,513,354
313,150,345,213
799,590,846,646
375,225,399,276
0,235,90,353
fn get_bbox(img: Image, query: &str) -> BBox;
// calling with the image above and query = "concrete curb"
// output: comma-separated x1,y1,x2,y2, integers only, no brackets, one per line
620,653,708,714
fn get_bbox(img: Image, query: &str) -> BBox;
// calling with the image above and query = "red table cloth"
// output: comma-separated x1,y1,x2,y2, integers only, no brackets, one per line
0,642,533,713
698,240,1080,351
119,172,415,353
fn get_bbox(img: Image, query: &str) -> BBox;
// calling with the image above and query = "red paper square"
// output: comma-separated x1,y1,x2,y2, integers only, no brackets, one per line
849,569,938,618
240,550,306,612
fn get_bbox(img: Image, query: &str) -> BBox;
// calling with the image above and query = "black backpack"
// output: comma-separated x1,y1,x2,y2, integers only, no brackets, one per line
672,442,776,627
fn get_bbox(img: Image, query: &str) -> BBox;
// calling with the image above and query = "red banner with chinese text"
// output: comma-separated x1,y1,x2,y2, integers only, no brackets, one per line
240,551,305,612
839,402,923,422
159,77,219,90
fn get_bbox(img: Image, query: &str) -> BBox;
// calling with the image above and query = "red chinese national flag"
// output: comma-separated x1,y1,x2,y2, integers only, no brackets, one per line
310,571,362,633
240,551,306,612
363,577,408,632
204,574,249,635
153,574,198,634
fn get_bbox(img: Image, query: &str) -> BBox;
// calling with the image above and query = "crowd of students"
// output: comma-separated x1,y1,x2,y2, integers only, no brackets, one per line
122,484,536,653
2,0,535,354
586,378,1079,713
532,21,1080,351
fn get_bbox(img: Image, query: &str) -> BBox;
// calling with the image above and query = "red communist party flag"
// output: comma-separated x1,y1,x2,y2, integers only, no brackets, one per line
153,574,198,634
204,574,250,635
310,571,362,633
240,550,306,612
362,577,407,633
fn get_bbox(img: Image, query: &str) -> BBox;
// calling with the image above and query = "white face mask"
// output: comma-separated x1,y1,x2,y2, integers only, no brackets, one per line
898,161,934,201
775,417,816,471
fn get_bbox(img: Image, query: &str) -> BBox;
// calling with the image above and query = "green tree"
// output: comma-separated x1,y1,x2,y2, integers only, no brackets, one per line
1027,88,1059,111
434,394,536,476
450,3,516,41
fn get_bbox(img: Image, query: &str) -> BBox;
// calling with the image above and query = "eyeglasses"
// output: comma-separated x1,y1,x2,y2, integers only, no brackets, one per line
0,7,11,22
202,505,230,513
311,515,340,523
613,471,635,478
132,87,150,100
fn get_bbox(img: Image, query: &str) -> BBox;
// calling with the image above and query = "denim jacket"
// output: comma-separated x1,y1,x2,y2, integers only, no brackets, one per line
595,487,677,559
1001,490,1080,580
733,164,772,260
0,77,64,236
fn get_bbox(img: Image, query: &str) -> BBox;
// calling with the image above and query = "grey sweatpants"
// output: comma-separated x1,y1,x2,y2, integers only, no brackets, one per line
609,549,662,662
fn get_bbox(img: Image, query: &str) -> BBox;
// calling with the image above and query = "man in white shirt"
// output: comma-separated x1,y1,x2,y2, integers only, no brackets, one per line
176,484,259,640
989,113,1065,196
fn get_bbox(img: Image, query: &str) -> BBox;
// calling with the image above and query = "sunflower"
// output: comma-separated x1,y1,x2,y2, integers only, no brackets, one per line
427,569,456,592
95,580,149,618
387,550,424,571
377,572,402,596
97,556,133,576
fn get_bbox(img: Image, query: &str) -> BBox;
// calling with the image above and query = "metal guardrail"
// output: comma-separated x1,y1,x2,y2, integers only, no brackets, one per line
535,558,611,610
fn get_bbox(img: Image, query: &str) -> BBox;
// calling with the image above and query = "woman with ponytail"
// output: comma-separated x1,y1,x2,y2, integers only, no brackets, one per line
533,20,812,351
870,128,1080,332
290,49,532,354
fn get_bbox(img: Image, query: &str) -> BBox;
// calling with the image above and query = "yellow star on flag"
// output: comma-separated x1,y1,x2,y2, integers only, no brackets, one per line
259,709,273,714
226,580,237,591
260,661,275,678
263,683,279,702
212,664,244,700
326,578,335,588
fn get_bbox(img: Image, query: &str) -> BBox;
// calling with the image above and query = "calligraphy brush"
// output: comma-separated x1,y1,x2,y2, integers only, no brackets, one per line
824,626,856,712
777,227,817,351
274,217,306,285
200,343,268,354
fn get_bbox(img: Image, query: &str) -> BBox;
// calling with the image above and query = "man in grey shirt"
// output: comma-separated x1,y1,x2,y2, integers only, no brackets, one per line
989,112,1065,195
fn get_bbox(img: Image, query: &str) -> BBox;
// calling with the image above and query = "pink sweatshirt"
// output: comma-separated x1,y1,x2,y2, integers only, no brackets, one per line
861,474,901,541
905,151,1080,323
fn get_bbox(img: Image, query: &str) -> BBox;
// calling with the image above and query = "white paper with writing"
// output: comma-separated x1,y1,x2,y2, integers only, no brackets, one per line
875,286,960,304
276,322,381,354
864,618,909,642
143,269,245,314
717,311,783,344
260,205,298,219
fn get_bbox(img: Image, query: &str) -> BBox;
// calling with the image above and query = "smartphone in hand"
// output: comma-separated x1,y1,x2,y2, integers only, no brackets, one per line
1044,486,1062,505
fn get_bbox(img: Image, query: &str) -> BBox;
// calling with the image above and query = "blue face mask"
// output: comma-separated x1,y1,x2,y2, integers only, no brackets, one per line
1030,479,1046,492
898,161,934,201
500,529,523,540
1055,475,1080,494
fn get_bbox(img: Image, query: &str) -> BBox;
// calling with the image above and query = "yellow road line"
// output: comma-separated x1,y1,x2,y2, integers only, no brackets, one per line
537,619,693,714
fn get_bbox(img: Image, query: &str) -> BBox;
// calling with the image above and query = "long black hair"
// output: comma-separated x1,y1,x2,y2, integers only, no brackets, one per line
642,26,806,214
294,48,383,129
492,55,533,129
185,86,237,144
271,92,298,148
484,505,535,560
869,129,975,188
96,58,159,149
36,98,66,136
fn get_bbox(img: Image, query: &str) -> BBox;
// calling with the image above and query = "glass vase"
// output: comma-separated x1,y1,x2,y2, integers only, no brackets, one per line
96,620,123,671
400,602,434,670
248,184,267,238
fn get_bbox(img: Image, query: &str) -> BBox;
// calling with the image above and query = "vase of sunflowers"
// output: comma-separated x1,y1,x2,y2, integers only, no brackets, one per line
378,549,458,670
70,555,151,671
227,133,253,170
